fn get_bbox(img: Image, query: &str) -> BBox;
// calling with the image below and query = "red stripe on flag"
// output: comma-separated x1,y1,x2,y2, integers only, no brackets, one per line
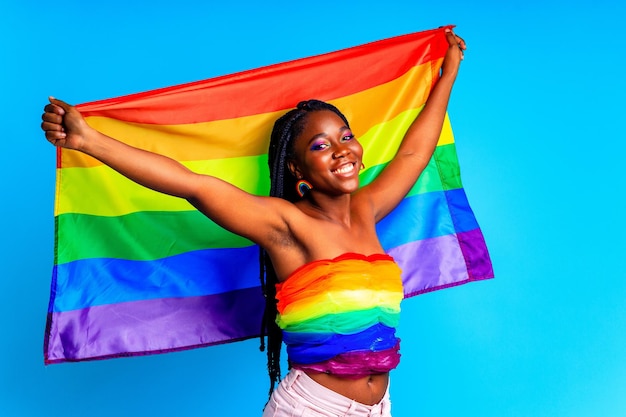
76,28,450,124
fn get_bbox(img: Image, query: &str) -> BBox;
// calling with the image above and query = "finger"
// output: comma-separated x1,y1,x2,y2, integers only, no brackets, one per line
444,28,466,51
444,28,457,44
43,102,66,117
44,130,67,143
41,110,64,124
456,35,467,50
48,97,74,113
41,120,65,132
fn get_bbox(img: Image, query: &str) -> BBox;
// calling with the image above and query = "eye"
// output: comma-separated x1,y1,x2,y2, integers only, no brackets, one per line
341,133,355,142
310,141,329,151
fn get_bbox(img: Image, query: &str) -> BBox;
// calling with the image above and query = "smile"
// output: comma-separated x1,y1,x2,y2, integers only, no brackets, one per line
331,162,355,175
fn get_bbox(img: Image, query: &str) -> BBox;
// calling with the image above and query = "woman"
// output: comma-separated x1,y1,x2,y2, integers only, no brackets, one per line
42,28,465,417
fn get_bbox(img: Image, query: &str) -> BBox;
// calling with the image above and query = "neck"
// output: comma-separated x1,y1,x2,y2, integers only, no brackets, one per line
299,191,352,226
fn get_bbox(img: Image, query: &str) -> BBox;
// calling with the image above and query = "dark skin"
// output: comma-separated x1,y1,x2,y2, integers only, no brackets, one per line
41,29,465,405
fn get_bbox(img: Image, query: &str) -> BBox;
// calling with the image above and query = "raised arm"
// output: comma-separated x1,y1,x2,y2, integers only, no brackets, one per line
41,98,289,246
360,28,466,221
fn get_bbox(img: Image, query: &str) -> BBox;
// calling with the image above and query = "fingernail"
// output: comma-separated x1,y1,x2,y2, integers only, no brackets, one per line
445,28,451,33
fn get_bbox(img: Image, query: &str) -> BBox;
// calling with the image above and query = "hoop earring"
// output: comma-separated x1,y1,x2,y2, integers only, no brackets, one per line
296,179,312,197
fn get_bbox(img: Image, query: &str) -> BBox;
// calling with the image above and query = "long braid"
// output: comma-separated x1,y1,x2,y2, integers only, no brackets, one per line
259,99,351,396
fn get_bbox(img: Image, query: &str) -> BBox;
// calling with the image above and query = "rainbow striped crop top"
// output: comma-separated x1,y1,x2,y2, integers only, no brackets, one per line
275,253,403,377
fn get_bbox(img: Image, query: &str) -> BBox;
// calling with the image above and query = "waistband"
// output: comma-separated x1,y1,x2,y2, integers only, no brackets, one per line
279,369,390,416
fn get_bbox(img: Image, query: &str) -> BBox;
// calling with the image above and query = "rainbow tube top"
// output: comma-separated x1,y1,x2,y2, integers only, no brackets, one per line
275,253,403,377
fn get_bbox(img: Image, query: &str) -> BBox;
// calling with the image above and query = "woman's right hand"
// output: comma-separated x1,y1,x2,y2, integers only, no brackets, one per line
41,97,92,151
441,28,466,79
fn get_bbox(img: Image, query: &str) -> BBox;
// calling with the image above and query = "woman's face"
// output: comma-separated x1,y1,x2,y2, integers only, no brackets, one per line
290,110,363,196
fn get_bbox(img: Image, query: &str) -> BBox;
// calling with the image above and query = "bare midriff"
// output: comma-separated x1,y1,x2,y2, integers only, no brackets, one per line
306,371,389,405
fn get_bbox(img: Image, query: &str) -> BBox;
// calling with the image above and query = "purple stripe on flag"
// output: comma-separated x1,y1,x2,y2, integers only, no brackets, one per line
390,231,492,299
45,286,265,363
457,228,494,281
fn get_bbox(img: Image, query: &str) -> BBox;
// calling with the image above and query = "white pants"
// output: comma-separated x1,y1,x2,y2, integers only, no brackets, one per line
262,369,392,417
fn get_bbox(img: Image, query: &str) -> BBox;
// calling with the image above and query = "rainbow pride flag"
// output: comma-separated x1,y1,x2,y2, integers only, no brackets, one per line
45,26,493,364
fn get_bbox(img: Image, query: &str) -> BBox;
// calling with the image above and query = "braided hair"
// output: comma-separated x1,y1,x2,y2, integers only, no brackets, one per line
259,99,350,395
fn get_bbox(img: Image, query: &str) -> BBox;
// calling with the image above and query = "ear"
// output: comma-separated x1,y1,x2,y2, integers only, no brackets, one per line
287,160,302,179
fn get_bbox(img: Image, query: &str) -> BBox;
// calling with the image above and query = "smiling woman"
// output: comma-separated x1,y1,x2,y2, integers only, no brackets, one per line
41,28,466,417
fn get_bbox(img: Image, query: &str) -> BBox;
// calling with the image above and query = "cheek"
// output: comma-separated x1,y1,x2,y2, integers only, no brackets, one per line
308,153,331,171
351,141,364,158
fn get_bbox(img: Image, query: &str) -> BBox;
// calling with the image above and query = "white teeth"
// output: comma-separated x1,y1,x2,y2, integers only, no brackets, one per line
333,164,354,174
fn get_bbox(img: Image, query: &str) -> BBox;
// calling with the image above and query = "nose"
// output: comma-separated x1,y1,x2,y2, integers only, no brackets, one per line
332,144,350,159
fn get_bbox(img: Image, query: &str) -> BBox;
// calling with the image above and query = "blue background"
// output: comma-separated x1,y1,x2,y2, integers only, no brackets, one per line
3,1,625,416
